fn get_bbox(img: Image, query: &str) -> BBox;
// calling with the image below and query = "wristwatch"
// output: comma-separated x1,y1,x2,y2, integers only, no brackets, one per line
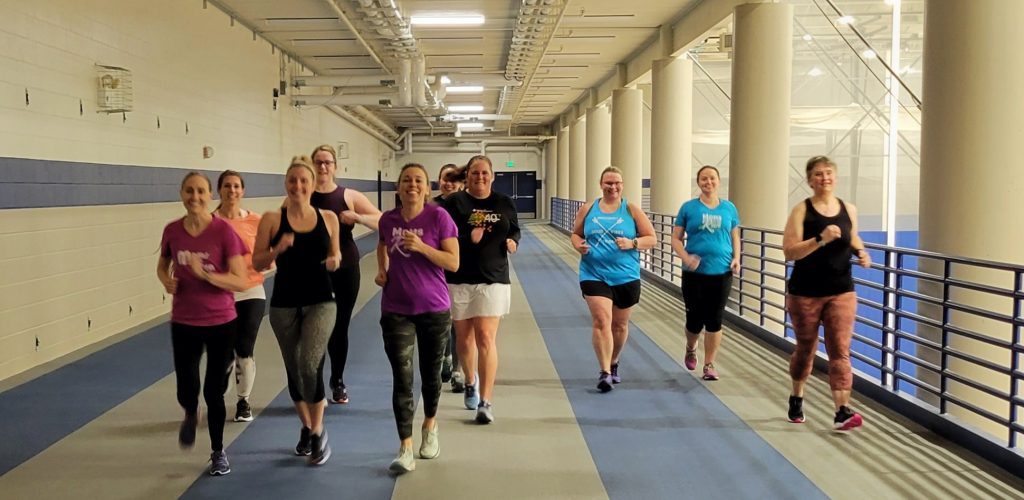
632,238,639,249
814,234,826,248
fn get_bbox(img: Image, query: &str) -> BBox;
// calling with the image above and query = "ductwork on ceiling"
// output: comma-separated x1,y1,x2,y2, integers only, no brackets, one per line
500,0,569,123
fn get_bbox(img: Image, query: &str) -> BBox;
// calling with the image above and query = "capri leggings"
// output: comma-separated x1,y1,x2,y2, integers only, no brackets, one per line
269,302,337,404
786,292,856,391
681,271,732,333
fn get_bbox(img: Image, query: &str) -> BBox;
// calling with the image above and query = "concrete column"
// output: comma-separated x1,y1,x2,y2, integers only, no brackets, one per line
650,56,694,215
729,2,792,333
585,105,611,200
917,0,1024,440
611,88,643,207
556,128,569,199
729,2,792,230
569,117,587,201
544,137,557,217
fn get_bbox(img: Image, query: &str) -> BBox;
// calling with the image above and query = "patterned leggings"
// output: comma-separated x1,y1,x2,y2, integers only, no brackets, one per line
786,292,856,391
381,311,451,439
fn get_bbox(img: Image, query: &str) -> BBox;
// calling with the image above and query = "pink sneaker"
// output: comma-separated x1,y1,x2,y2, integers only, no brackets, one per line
833,406,863,431
684,349,697,371
702,363,719,381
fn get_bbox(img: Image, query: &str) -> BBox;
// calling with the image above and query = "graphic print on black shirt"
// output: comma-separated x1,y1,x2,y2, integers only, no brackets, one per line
442,191,521,285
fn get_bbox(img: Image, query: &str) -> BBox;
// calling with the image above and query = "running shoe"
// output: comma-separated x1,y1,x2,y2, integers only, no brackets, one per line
419,423,440,459
702,363,719,381
610,363,621,384
597,371,613,393
309,430,331,465
209,451,231,476
787,396,805,424
684,349,698,371
389,446,416,474
331,384,349,404
451,370,465,393
234,399,253,422
441,355,453,383
476,401,494,424
464,383,479,410
833,406,863,432
179,412,198,450
295,426,312,456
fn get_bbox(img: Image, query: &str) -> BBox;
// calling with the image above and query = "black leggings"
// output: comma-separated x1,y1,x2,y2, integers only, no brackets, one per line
681,271,733,333
232,298,265,399
328,266,360,388
171,321,236,451
381,311,451,440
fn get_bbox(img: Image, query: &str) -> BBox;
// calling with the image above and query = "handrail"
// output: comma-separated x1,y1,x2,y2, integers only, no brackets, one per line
550,197,1024,460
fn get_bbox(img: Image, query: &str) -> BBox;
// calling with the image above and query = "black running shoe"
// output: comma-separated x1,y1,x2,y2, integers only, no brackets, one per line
209,451,231,476
309,431,331,465
787,395,805,423
179,412,198,449
234,399,253,422
331,385,349,404
295,426,312,456
441,355,453,383
597,371,613,393
610,363,621,384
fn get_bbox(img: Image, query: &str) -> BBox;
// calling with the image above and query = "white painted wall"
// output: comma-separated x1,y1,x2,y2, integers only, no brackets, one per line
0,0,389,380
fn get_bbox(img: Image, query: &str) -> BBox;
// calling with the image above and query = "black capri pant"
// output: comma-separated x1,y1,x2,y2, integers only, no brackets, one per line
681,271,732,333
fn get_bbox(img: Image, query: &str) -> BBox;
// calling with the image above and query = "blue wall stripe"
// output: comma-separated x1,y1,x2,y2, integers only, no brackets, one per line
0,157,391,209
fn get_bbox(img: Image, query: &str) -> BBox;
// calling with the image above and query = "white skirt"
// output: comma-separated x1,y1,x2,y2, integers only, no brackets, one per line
448,283,512,321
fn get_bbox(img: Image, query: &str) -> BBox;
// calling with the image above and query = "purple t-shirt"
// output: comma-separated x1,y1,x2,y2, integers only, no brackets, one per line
160,217,248,326
378,203,459,315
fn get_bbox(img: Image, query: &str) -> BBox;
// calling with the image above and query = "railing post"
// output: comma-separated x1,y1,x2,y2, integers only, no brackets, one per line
759,229,767,328
940,260,951,415
1010,271,1022,448
737,227,745,318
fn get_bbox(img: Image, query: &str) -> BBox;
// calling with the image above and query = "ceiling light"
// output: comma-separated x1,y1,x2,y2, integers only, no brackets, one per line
457,122,484,130
802,34,813,41
837,15,855,25
808,67,824,77
410,15,485,26
440,75,452,84
448,104,484,112
445,85,484,94
862,49,877,59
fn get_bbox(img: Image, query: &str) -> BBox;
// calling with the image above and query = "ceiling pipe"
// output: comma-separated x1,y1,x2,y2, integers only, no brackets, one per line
398,58,412,107
322,0,391,74
413,57,427,108
325,105,401,151
292,94,396,106
292,74,396,87
439,74,524,87
350,105,399,139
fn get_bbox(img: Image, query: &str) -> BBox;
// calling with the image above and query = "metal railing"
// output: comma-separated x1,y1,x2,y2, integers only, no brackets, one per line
550,197,1024,460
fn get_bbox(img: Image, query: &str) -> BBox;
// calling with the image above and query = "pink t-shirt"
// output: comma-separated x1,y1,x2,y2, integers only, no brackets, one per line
160,217,248,326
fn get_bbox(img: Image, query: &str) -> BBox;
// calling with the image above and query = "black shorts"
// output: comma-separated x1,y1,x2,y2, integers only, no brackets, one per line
681,272,732,333
580,280,642,309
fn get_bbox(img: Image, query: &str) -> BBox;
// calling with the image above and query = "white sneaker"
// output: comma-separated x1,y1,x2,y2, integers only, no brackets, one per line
389,446,416,474
419,424,440,459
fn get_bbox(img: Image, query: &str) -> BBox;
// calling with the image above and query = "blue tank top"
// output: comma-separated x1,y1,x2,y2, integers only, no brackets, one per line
579,198,640,286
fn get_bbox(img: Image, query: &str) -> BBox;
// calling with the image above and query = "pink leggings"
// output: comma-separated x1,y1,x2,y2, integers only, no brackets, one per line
786,292,856,391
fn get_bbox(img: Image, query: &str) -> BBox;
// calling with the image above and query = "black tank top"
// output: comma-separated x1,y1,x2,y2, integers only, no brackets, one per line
787,198,854,297
269,207,334,307
311,187,358,269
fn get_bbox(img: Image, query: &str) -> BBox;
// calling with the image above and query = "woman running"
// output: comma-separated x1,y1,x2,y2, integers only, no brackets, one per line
441,155,520,424
310,144,382,405
434,163,465,392
570,166,656,392
254,156,342,464
782,155,871,431
376,163,459,474
157,171,249,476
670,165,741,381
215,170,266,422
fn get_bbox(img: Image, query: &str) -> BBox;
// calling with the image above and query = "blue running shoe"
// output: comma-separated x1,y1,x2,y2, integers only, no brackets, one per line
464,383,480,410
610,363,621,384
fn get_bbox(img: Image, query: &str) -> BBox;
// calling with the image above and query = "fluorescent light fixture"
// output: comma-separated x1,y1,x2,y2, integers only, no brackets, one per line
448,104,484,112
445,85,484,94
457,122,484,130
808,67,824,77
440,75,452,85
862,49,877,59
837,15,855,25
802,34,813,41
410,15,485,26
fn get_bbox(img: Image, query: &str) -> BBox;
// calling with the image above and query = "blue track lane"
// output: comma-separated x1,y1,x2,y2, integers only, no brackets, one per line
515,228,827,499
181,290,399,500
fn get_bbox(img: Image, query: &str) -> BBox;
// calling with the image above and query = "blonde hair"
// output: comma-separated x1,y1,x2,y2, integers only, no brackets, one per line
600,166,623,182
180,171,211,191
287,155,317,180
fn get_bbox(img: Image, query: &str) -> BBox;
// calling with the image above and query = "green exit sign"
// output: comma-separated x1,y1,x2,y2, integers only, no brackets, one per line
506,160,515,168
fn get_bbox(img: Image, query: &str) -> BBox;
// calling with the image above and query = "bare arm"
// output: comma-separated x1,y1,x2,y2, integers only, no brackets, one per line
201,254,249,292
625,202,657,250
374,241,388,286
343,189,382,230
782,202,820,261
730,226,742,274
252,212,282,271
846,203,872,268
322,210,342,271
570,201,593,254
416,236,460,272
156,256,177,294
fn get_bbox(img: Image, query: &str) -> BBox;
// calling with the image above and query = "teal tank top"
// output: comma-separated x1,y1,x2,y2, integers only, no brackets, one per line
579,198,640,286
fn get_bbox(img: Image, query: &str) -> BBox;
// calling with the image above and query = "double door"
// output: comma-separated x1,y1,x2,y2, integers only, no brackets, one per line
492,171,537,219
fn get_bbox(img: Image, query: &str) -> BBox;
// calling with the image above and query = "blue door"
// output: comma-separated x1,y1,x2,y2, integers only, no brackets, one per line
493,171,537,219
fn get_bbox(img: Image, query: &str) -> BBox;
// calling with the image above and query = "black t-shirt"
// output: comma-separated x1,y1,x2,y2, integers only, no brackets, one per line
442,191,521,285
